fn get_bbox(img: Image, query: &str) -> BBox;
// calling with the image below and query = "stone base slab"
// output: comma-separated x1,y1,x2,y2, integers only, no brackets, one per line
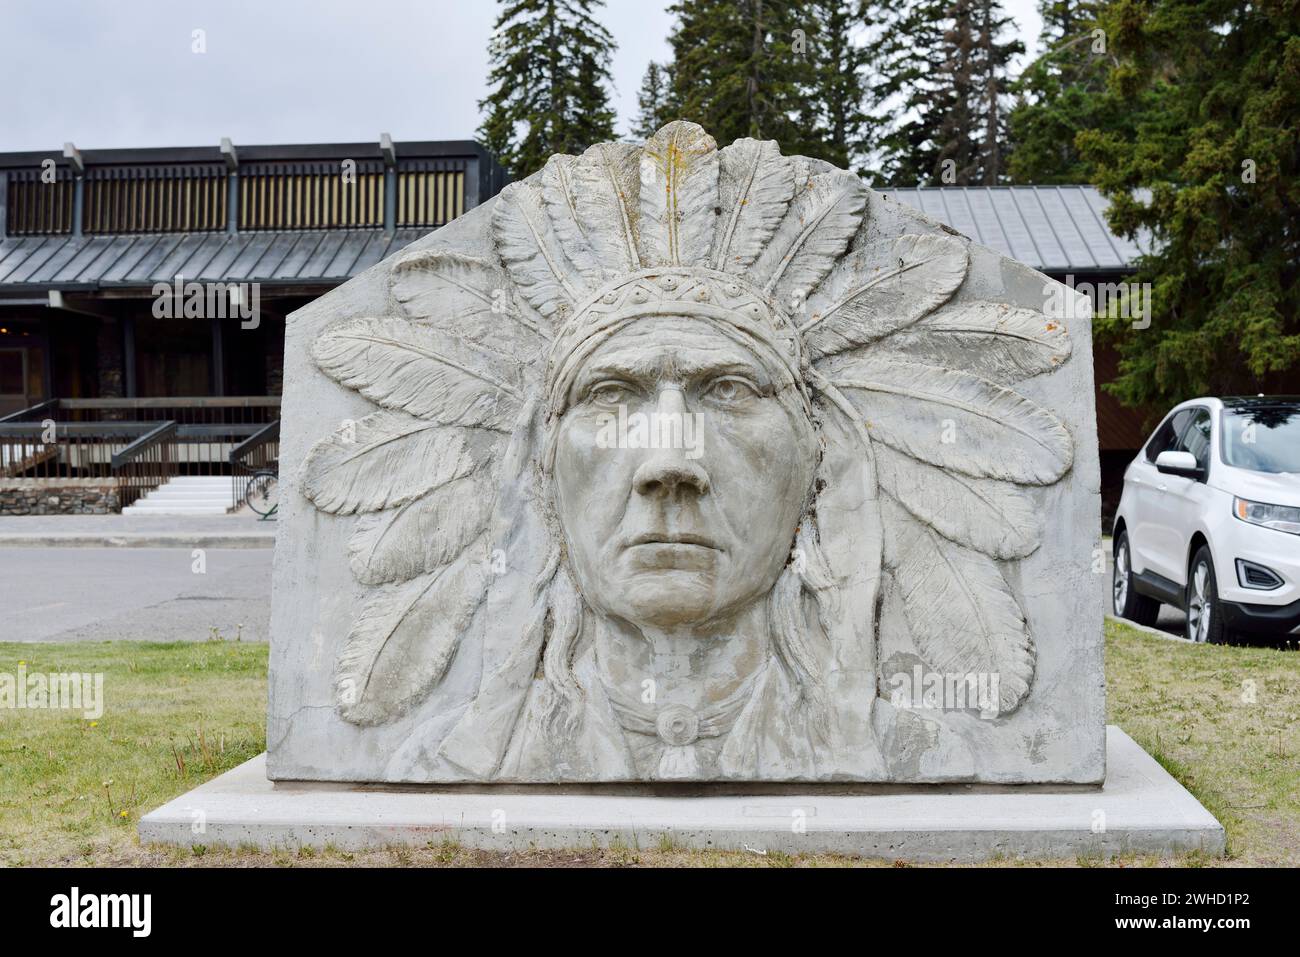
139,726,1224,862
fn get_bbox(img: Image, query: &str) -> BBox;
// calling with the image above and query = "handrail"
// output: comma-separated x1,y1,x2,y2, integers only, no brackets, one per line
110,420,180,509
229,419,281,465
0,399,58,423
111,421,178,471
60,397,281,410
230,418,280,510
0,422,154,438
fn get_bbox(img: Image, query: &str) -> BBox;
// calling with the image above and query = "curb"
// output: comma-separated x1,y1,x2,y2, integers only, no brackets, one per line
0,534,275,549
1105,614,1188,643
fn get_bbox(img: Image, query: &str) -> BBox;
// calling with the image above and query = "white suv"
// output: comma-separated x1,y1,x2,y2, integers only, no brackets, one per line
1112,396,1300,643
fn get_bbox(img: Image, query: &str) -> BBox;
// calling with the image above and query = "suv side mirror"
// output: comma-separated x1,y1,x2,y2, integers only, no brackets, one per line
1154,450,1203,479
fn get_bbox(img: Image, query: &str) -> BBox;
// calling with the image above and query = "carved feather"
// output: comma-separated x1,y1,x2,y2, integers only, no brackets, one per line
753,170,867,308
872,300,1072,384
638,120,719,267
873,443,1042,560
883,498,1035,714
300,410,477,515
313,317,525,432
833,356,1073,485
712,138,796,271
389,250,549,365
801,397,885,770
347,469,496,584
492,181,584,319
539,154,607,287
333,541,490,725
802,233,968,359
567,141,642,277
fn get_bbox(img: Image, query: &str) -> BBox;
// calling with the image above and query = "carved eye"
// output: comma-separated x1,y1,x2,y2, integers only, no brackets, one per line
587,380,635,406
702,376,759,405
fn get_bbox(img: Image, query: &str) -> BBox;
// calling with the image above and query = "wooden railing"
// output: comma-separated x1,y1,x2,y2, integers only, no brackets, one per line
0,397,282,510
3,144,491,240
229,419,280,510
0,421,157,479
29,397,281,425
84,163,229,234
111,421,178,507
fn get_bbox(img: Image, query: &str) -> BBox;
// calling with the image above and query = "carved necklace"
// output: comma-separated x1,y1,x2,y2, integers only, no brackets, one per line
603,663,768,778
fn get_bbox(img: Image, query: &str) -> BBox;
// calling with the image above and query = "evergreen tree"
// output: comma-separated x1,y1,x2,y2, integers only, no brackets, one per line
632,61,672,139
971,0,1023,183
1005,0,1137,184
478,0,618,179
664,0,817,157
871,0,949,184
1076,0,1300,406
804,0,875,170
874,0,1020,185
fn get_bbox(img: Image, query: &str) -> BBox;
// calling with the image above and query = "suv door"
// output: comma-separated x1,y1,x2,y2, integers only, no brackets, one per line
1143,406,1211,583
1167,408,1215,584
1130,407,1195,575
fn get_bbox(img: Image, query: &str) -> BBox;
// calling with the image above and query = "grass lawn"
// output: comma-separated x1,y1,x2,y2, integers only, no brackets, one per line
1,621,1296,867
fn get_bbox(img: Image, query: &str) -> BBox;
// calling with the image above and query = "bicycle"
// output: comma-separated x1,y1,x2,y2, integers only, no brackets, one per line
244,467,279,519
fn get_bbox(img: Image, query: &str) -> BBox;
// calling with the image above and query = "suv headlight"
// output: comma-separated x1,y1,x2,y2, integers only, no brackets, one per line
1233,497,1300,535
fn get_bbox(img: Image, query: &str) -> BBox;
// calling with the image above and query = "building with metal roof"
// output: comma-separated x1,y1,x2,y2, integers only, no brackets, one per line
880,185,1152,276
0,153,1151,521
0,138,506,409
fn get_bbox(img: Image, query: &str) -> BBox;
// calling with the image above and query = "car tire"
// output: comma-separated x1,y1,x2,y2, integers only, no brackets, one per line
1113,530,1160,626
1186,546,1226,644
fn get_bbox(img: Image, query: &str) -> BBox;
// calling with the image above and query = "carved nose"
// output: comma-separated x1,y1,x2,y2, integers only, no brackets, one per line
633,458,710,498
632,387,709,498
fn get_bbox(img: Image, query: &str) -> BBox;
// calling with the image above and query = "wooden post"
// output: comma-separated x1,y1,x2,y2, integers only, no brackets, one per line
122,315,136,398
210,315,225,396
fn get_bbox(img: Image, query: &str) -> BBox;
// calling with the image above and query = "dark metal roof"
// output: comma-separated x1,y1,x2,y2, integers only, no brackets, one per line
0,140,493,172
880,185,1151,275
2,183,1144,293
0,228,428,294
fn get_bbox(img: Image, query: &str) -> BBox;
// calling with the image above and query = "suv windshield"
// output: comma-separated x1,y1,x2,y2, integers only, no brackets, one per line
1220,404,1300,473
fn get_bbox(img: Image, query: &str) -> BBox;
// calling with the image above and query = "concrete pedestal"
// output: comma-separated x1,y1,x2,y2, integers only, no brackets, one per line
139,726,1224,862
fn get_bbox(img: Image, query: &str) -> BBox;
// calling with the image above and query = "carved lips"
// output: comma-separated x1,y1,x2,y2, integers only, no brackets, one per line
623,530,722,572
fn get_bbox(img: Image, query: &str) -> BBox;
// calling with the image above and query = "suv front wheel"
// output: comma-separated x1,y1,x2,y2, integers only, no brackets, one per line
1113,530,1160,626
1186,546,1226,644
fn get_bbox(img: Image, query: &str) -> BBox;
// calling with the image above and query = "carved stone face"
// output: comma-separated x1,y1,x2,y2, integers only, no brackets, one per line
552,315,817,631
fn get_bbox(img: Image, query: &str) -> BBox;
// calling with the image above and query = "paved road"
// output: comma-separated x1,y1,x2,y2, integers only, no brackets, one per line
0,514,274,548
0,537,1187,644
0,547,272,642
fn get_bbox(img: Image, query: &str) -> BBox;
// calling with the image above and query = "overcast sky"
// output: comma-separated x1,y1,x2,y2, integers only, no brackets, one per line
0,0,1043,153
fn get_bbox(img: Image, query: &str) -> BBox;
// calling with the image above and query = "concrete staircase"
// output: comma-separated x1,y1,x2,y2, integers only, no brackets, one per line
122,476,233,515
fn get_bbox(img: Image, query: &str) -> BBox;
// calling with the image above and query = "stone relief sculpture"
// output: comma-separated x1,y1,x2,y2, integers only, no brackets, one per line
296,122,1075,782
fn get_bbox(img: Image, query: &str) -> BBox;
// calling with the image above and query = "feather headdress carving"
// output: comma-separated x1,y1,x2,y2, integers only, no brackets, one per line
302,121,1073,739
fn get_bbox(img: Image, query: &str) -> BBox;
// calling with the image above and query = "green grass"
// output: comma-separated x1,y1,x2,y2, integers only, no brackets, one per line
0,623,1296,867
0,640,266,866
1103,618,1300,865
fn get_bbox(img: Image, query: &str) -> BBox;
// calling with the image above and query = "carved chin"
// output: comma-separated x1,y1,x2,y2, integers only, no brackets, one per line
590,547,783,630
616,569,726,629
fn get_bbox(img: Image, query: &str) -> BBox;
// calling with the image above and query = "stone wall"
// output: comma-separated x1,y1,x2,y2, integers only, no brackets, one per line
0,479,120,515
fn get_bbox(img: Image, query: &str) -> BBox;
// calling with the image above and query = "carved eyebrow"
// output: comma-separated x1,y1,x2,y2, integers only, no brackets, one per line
577,354,770,387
